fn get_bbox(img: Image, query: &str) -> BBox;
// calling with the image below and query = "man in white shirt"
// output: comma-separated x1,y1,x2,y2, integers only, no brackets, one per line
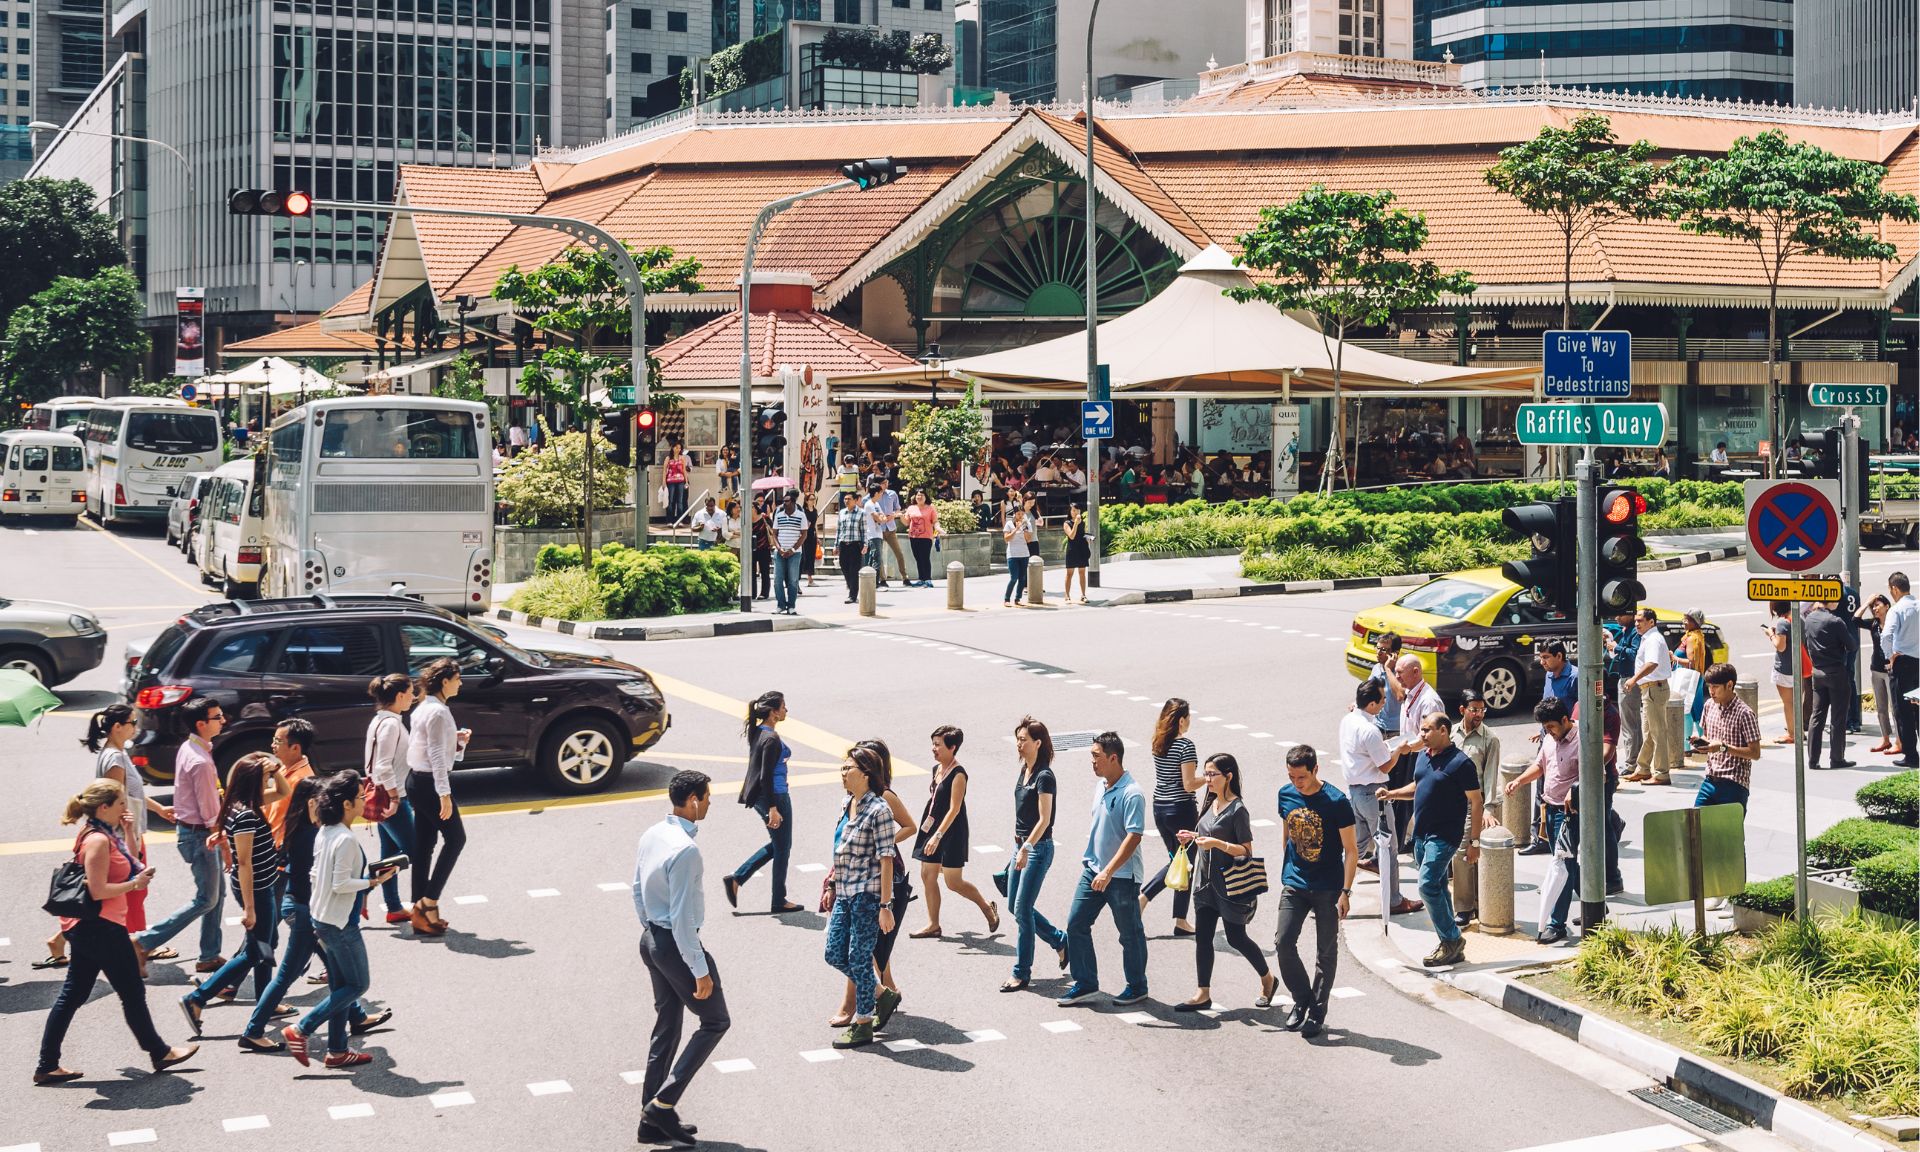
690,497,728,550
1338,680,1395,876
1623,608,1675,785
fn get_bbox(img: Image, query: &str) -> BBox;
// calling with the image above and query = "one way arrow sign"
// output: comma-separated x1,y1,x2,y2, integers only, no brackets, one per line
1082,401,1113,440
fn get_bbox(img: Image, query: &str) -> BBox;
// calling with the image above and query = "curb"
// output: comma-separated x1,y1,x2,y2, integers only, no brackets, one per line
491,606,828,642
1644,543,1746,572
1440,967,1898,1152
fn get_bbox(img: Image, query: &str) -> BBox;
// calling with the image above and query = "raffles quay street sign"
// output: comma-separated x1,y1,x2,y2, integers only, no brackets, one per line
1515,402,1667,448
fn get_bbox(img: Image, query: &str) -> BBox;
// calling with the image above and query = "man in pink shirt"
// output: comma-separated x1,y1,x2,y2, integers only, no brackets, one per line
136,697,228,972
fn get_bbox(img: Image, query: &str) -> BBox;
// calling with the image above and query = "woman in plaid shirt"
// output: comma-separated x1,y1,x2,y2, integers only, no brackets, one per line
825,747,897,1049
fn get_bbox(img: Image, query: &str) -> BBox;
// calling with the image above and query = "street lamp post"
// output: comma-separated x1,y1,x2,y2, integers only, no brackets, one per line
734,159,906,613
1083,0,1105,588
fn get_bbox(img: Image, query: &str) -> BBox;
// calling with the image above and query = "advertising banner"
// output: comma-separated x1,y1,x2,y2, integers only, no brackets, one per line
175,288,205,379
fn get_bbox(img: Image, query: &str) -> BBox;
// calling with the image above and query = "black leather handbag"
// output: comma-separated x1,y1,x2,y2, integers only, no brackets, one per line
44,859,99,920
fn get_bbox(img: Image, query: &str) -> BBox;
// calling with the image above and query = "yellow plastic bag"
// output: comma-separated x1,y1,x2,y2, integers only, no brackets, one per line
1166,843,1192,892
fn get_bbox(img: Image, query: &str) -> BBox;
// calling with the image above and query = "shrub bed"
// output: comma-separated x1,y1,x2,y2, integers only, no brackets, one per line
514,542,739,619
1730,876,1796,916
503,567,608,621
1806,816,1916,870
1853,847,1919,918
1572,915,1918,1115
1857,771,1919,827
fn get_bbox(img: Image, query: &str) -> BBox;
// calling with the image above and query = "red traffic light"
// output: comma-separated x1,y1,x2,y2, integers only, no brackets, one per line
1601,489,1647,523
228,188,316,217
283,190,313,216
635,408,657,431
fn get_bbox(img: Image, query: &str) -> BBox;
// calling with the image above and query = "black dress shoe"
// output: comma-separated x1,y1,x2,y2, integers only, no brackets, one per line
721,876,740,910
639,1121,700,1143
1535,926,1569,945
1518,842,1551,856
641,1105,697,1146
1454,911,1474,928
1281,1005,1307,1032
1299,1014,1324,1038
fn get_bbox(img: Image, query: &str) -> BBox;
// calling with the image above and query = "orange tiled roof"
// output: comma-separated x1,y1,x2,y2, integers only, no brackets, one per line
652,307,918,381
1186,72,1464,110
225,318,383,357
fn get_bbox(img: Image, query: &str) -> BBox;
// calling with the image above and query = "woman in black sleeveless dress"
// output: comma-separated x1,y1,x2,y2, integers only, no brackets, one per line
909,726,1000,938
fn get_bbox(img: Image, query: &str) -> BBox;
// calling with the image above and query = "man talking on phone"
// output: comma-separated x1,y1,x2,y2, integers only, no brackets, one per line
632,771,730,1147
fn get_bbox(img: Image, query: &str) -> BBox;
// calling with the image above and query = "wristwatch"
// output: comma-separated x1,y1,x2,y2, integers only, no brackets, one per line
1341,887,1352,894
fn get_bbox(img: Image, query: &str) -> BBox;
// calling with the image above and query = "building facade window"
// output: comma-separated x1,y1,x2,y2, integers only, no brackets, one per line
1337,0,1381,57
632,51,651,71
667,52,687,75
981,0,1056,103
666,9,687,31
1264,0,1292,56
832,0,860,22
632,6,652,27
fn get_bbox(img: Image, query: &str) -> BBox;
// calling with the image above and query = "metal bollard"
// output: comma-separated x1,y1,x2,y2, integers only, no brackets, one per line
946,561,966,610
1026,554,1046,606
1736,677,1759,716
1477,827,1516,936
1499,761,1533,848
1666,695,1688,771
859,565,877,617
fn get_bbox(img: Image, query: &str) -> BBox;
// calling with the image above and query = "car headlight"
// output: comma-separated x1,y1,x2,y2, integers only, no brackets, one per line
68,614,101,636
617,679,661,702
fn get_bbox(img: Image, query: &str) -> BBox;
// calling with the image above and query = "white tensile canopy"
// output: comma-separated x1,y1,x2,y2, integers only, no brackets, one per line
197,356,349,398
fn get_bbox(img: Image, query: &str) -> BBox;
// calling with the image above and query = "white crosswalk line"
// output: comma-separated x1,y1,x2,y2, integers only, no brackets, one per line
1040,1020,1082,1033
964,1029,1005,1043
795,862,828,873
527,889,561,898
222,1117,271,1133
429,1091,475,1108
974,844,1004,854
1251,732,1272,739
452,895,487,905
597,882,630,892
1116,1011,1154,1025
1252,819,1276,828
1225,724,1247,730
620,1070,647,1084
329,1103,376,1119
107,1131,157,1147
713,1058,756,1073
1330,987,1364,999
526,1081,572,1096
882,1039,926,1052
800,1048,843,1063
1502,1125,1697,1152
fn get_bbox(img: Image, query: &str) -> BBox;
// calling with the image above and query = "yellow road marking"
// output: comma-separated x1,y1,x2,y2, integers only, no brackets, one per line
645,670,928,779
79,518,216,599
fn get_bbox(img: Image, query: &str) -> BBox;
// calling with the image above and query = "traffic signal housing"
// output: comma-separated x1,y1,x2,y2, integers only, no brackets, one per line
1594,486,1648,620
634,406,658,462
228,188,314,217
839,158,907,190
755,403,787,471
1501,497,1577,617
598,410,633,469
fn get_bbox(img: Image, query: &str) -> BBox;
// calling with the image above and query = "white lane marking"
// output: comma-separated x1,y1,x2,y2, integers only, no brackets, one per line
328,1104,376,1120
527,888,561,898
1129,695,1150,701
1046,673,1064,679
0,1144,41,1152
1085,683,1105,690
224,916,243,926
1040,1020,1082,1033
1116,1011,1154,1025
620,1070,647,1085
1066,679,1084,684
988,658,1009,665
108,1131,158,1146
974,844,1004,854
1265,626,1282,630
1284,629,1300,634
1503,1125,1697,1152
222,1117,271,1132
882,1039,926,1052
1198,716,1221,723
1303,633,1322,639
1107,689,1128,695
452,895,488,905
1252,819,1276,828
713,1058,756,1073
597,882,630,892
1330,987,1364,999
526,1081,573,1096
964,1029,1005,1043
429,1091,475,1108
795,862,828,873
1251,732,1272,739
800,1048,843,1063
1225,724,1247,730
0,937,8,946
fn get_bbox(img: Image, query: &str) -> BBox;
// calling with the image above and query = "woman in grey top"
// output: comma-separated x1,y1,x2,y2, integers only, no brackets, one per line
1174,753,1277,1012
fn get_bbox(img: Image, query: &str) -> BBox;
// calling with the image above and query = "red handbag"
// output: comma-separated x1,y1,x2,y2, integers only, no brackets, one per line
362,776,396,823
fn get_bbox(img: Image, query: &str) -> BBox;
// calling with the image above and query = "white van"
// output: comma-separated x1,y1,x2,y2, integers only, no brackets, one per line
196,458,265,598
0,430,89,521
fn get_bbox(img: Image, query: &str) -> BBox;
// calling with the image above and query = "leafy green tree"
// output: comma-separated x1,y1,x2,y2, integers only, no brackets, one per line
2,267,150,407
493,242,702,551
495,423,627,529
894,385,987,496
1484,114,1663,329
1664,130,1919,473
432,351,489,404
1230,186,1476,490
0,178,127,323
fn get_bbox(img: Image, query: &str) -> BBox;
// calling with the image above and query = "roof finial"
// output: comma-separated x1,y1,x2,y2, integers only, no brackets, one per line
1206,53,1218,72
1442,47,1454,64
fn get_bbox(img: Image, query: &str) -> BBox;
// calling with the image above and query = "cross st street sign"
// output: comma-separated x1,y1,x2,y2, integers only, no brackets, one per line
1543,330,1632,398
1807,383,1888,408
1081,400,1114,440
1514,402,1665,448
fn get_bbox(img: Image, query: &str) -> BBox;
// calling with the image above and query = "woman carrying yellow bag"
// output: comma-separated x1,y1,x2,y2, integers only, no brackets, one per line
1164,841,1192,892
1173,754,1278,1012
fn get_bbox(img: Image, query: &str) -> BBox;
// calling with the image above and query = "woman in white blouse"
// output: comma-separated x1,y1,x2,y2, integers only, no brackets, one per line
404,658,466,937
364,674,415,926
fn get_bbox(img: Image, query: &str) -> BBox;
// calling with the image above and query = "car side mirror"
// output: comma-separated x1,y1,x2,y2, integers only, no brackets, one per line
486,655,507,676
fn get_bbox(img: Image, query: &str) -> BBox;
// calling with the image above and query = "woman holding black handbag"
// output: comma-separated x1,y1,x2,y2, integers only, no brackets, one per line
36,779,198,1084
1173,753,1277,1013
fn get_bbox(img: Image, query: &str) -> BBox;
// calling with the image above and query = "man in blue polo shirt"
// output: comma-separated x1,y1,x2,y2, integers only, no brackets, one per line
1057,731,1149,1008
1380,712,1482,968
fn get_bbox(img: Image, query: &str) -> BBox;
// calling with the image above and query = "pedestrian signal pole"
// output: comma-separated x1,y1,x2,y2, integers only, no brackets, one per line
1575,450,1607,930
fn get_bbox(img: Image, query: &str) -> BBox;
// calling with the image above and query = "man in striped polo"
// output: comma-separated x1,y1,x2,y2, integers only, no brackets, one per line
772,490,808,615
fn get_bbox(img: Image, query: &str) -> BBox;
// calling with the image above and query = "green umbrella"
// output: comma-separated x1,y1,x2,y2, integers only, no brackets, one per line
0,668,62,727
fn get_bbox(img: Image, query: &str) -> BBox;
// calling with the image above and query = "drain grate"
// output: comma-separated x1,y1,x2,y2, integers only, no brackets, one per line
1629,1086,1744,1134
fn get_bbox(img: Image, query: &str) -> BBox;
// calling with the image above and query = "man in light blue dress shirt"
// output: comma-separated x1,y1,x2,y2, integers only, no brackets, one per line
1056,731,1150,1008
633,771,729,1147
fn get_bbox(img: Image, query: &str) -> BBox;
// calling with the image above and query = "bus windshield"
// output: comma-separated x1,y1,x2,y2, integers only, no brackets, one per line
319,408,478,460
127,411,219,453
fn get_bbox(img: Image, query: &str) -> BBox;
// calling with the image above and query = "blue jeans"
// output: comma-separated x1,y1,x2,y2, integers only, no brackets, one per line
244,896,365,1039
732,792,793,908
1064,868,1147,992
1007,839,1063,982
824,890,881,1018
1004,556,1029,602
302,913,370,1055
138,825,226,963
774,552,803,611
863,538,885,582
1695,776,1750,812
188,884,276,1004
377,801,415,913
1413,834,1461,943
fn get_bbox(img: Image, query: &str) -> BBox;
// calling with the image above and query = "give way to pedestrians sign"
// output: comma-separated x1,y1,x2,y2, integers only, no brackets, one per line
1745,479,1842,576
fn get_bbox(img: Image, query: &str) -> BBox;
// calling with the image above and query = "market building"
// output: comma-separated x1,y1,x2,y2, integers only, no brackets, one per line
316,50,1918,486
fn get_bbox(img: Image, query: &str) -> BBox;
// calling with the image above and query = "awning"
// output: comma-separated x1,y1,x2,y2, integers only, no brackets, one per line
366,354,457,384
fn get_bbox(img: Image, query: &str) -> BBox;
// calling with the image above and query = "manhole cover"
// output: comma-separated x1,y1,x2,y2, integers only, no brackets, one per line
1629,1086,1744,1134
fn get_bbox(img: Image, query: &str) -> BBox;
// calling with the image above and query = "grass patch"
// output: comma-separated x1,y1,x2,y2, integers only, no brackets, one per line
504,567,610,622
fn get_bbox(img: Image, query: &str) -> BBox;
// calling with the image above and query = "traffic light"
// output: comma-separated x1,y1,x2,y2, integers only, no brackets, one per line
839,157,907,190
598,410,632,469
228,188,314,217
1594,486,1648,620
1501,497,1577,616
634,406,658,462
1796,426,1842,480
755,403,786,471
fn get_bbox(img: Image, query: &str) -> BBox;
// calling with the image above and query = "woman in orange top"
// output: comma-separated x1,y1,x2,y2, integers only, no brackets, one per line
903,489,940,588
35,779,198,1084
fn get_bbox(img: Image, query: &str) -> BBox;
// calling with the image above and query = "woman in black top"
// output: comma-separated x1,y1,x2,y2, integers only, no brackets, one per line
1060,503,1091,604
179,752,287,1036
1002,717,1069,992
1174,753,1277,1012
1141,698,1201,936
909,726,999,938
727,691,803,914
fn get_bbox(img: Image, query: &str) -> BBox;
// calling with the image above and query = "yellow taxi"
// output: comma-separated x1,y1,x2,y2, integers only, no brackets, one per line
1344,568,1729,715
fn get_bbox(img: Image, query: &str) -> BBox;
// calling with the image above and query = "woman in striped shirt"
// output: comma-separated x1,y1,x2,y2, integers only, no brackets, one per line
1140,698,1201,936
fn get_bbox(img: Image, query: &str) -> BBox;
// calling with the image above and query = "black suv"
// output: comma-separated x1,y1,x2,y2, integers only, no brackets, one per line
126,596,669,795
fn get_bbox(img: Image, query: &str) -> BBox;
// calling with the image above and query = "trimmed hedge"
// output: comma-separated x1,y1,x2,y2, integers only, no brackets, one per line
1731,875,1796,916
1858,771,1919,827
530,541,739,619
1807,816,1917,870
1854,847,1919,918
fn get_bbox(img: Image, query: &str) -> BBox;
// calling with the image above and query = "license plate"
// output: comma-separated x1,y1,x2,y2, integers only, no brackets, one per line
25,491,40,502
462,531,483,544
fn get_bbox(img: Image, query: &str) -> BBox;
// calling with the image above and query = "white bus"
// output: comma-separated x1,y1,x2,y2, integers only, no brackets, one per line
259,396,495,613
195,457,265,598
26,396,105,434
0,429,89,521
79,400,224,526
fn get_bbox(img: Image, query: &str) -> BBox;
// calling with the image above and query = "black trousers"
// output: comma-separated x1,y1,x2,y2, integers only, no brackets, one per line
639,925,731,1109
39,917,170,1074
1194,902,1268,988
838,541,864,599
1893,655,1919,764
1141,797,1198,920
1808,667,1850,769
752,548,772,598
407,772,466,903
909,536,934,583
1273,888,1340,1017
